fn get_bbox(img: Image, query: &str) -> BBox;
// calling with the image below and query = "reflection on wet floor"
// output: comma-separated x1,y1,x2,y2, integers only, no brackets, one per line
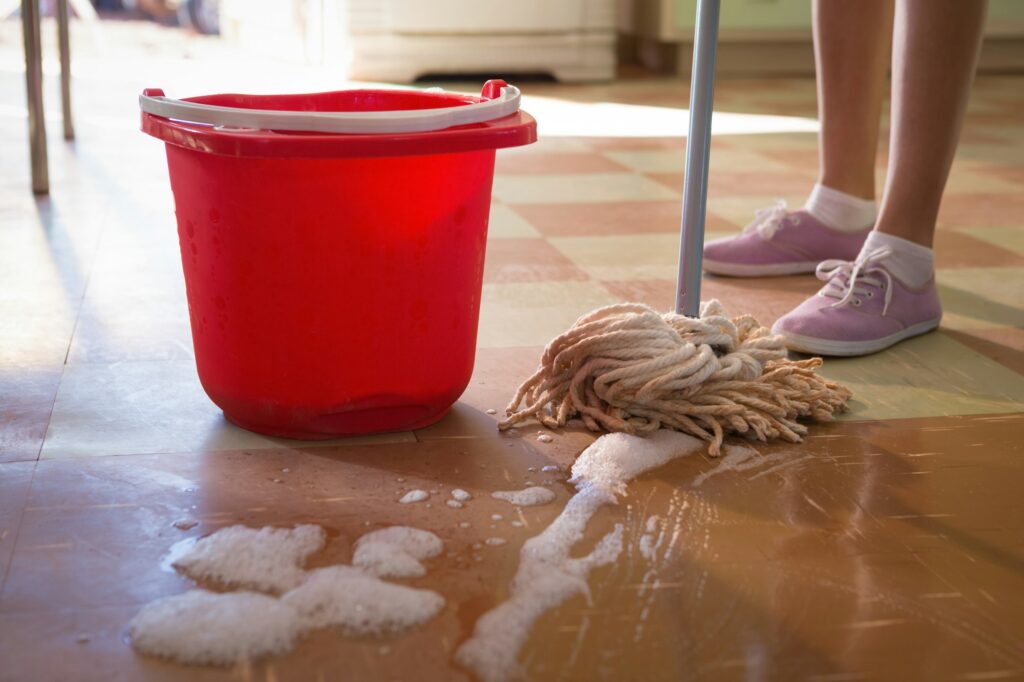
2,413,1023,680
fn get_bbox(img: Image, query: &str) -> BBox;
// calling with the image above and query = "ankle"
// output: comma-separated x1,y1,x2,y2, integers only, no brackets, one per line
817,173,875,202
860,231,935,288
872,225,935,249
805,183,877,233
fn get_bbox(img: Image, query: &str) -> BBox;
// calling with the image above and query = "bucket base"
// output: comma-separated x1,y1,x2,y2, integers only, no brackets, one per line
223,404,452,441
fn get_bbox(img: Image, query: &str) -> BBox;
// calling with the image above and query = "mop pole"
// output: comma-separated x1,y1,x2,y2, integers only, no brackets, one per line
675,0,721,317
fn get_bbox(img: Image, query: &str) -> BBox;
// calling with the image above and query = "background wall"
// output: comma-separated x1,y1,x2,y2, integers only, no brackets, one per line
670,0,1024,35
622,0,1024,76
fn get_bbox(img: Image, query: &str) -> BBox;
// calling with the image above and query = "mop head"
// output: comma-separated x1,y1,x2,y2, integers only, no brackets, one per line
499,300,851,456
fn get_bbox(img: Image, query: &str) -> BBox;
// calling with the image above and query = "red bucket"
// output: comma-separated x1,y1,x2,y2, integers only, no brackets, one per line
141,81,536,438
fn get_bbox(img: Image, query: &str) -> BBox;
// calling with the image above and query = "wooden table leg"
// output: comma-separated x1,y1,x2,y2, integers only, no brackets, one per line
57,0,74,141
21,0,48,194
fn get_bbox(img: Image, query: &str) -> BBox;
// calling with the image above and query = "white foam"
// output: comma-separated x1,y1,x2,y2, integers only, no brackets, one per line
447,500,464,509
173,524,324,594
570,431,700,498
451,489,472,501
456,430,702,682
399,490,429,504
491,514,504,521
282,566,444,635
541,465,560,473
128,590,302,665
485,537,507,547
638,515,661,561
537,434,553,443
352,526,443,579
491,486,555,507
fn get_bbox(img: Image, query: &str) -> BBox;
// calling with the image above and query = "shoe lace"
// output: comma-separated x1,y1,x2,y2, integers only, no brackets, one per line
742,199,790,239
816,246,894,316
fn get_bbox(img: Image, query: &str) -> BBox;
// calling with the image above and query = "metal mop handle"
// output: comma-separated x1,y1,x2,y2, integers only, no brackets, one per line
675,0,721,317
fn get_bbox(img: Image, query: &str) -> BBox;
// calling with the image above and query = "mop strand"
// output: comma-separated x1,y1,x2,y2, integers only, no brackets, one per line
499,300,851,456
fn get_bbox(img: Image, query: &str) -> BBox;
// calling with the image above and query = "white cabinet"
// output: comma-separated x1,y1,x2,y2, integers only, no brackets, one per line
346,0,616,82
221,0,617,83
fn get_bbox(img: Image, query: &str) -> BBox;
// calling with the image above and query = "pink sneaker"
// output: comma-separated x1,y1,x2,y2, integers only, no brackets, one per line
771,247,942,356
703,201,872,277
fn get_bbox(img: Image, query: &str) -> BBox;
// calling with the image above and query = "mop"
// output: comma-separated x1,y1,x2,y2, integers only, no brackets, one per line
499,0,851,456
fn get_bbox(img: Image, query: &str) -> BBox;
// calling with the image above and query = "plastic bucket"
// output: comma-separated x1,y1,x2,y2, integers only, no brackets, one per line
141,81,536,438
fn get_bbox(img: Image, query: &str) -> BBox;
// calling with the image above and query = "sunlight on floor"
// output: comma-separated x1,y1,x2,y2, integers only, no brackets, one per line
522,96,820,138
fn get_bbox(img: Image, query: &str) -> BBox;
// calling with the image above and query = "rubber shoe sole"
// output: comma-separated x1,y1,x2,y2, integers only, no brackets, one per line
773,317,942,357
703,258,821,277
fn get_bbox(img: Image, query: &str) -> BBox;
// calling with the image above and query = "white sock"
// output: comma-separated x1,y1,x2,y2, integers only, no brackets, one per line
804,183,877,232
859,231,935,288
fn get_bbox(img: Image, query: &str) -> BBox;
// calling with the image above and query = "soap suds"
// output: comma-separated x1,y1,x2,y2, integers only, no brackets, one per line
447,500,464,509
456,430,703,682
399,490,429,504
128,590,302,665
485,538,507,547
283,566,444,635
133,522,447,666
491,486,555,507
570,432,699,498
638,515,661,561
536,434,553,443
491,514,504,521
352,526,443,579
451,489,472,501
541,465,560,473
459,521,472,529
173,524,325,594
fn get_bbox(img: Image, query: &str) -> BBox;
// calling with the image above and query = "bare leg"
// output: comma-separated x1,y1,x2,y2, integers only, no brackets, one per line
875,0,987,246
813,0,894,200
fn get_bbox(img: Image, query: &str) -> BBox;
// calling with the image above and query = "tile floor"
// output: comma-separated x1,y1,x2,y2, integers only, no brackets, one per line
1,18,1023,682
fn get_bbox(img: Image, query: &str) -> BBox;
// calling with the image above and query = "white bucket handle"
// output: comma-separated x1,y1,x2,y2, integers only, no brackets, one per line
139,82,521,135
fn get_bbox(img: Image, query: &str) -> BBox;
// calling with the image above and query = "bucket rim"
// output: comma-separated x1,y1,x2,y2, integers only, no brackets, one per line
139,80,521,135
140,81,536,159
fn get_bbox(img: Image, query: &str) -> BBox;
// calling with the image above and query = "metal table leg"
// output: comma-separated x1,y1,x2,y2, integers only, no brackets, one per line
57,0,74,141
21,0,48,194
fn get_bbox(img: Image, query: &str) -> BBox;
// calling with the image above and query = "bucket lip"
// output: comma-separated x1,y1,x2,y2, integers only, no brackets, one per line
140,82,537,159
183,86,488,110
141,81,521,135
